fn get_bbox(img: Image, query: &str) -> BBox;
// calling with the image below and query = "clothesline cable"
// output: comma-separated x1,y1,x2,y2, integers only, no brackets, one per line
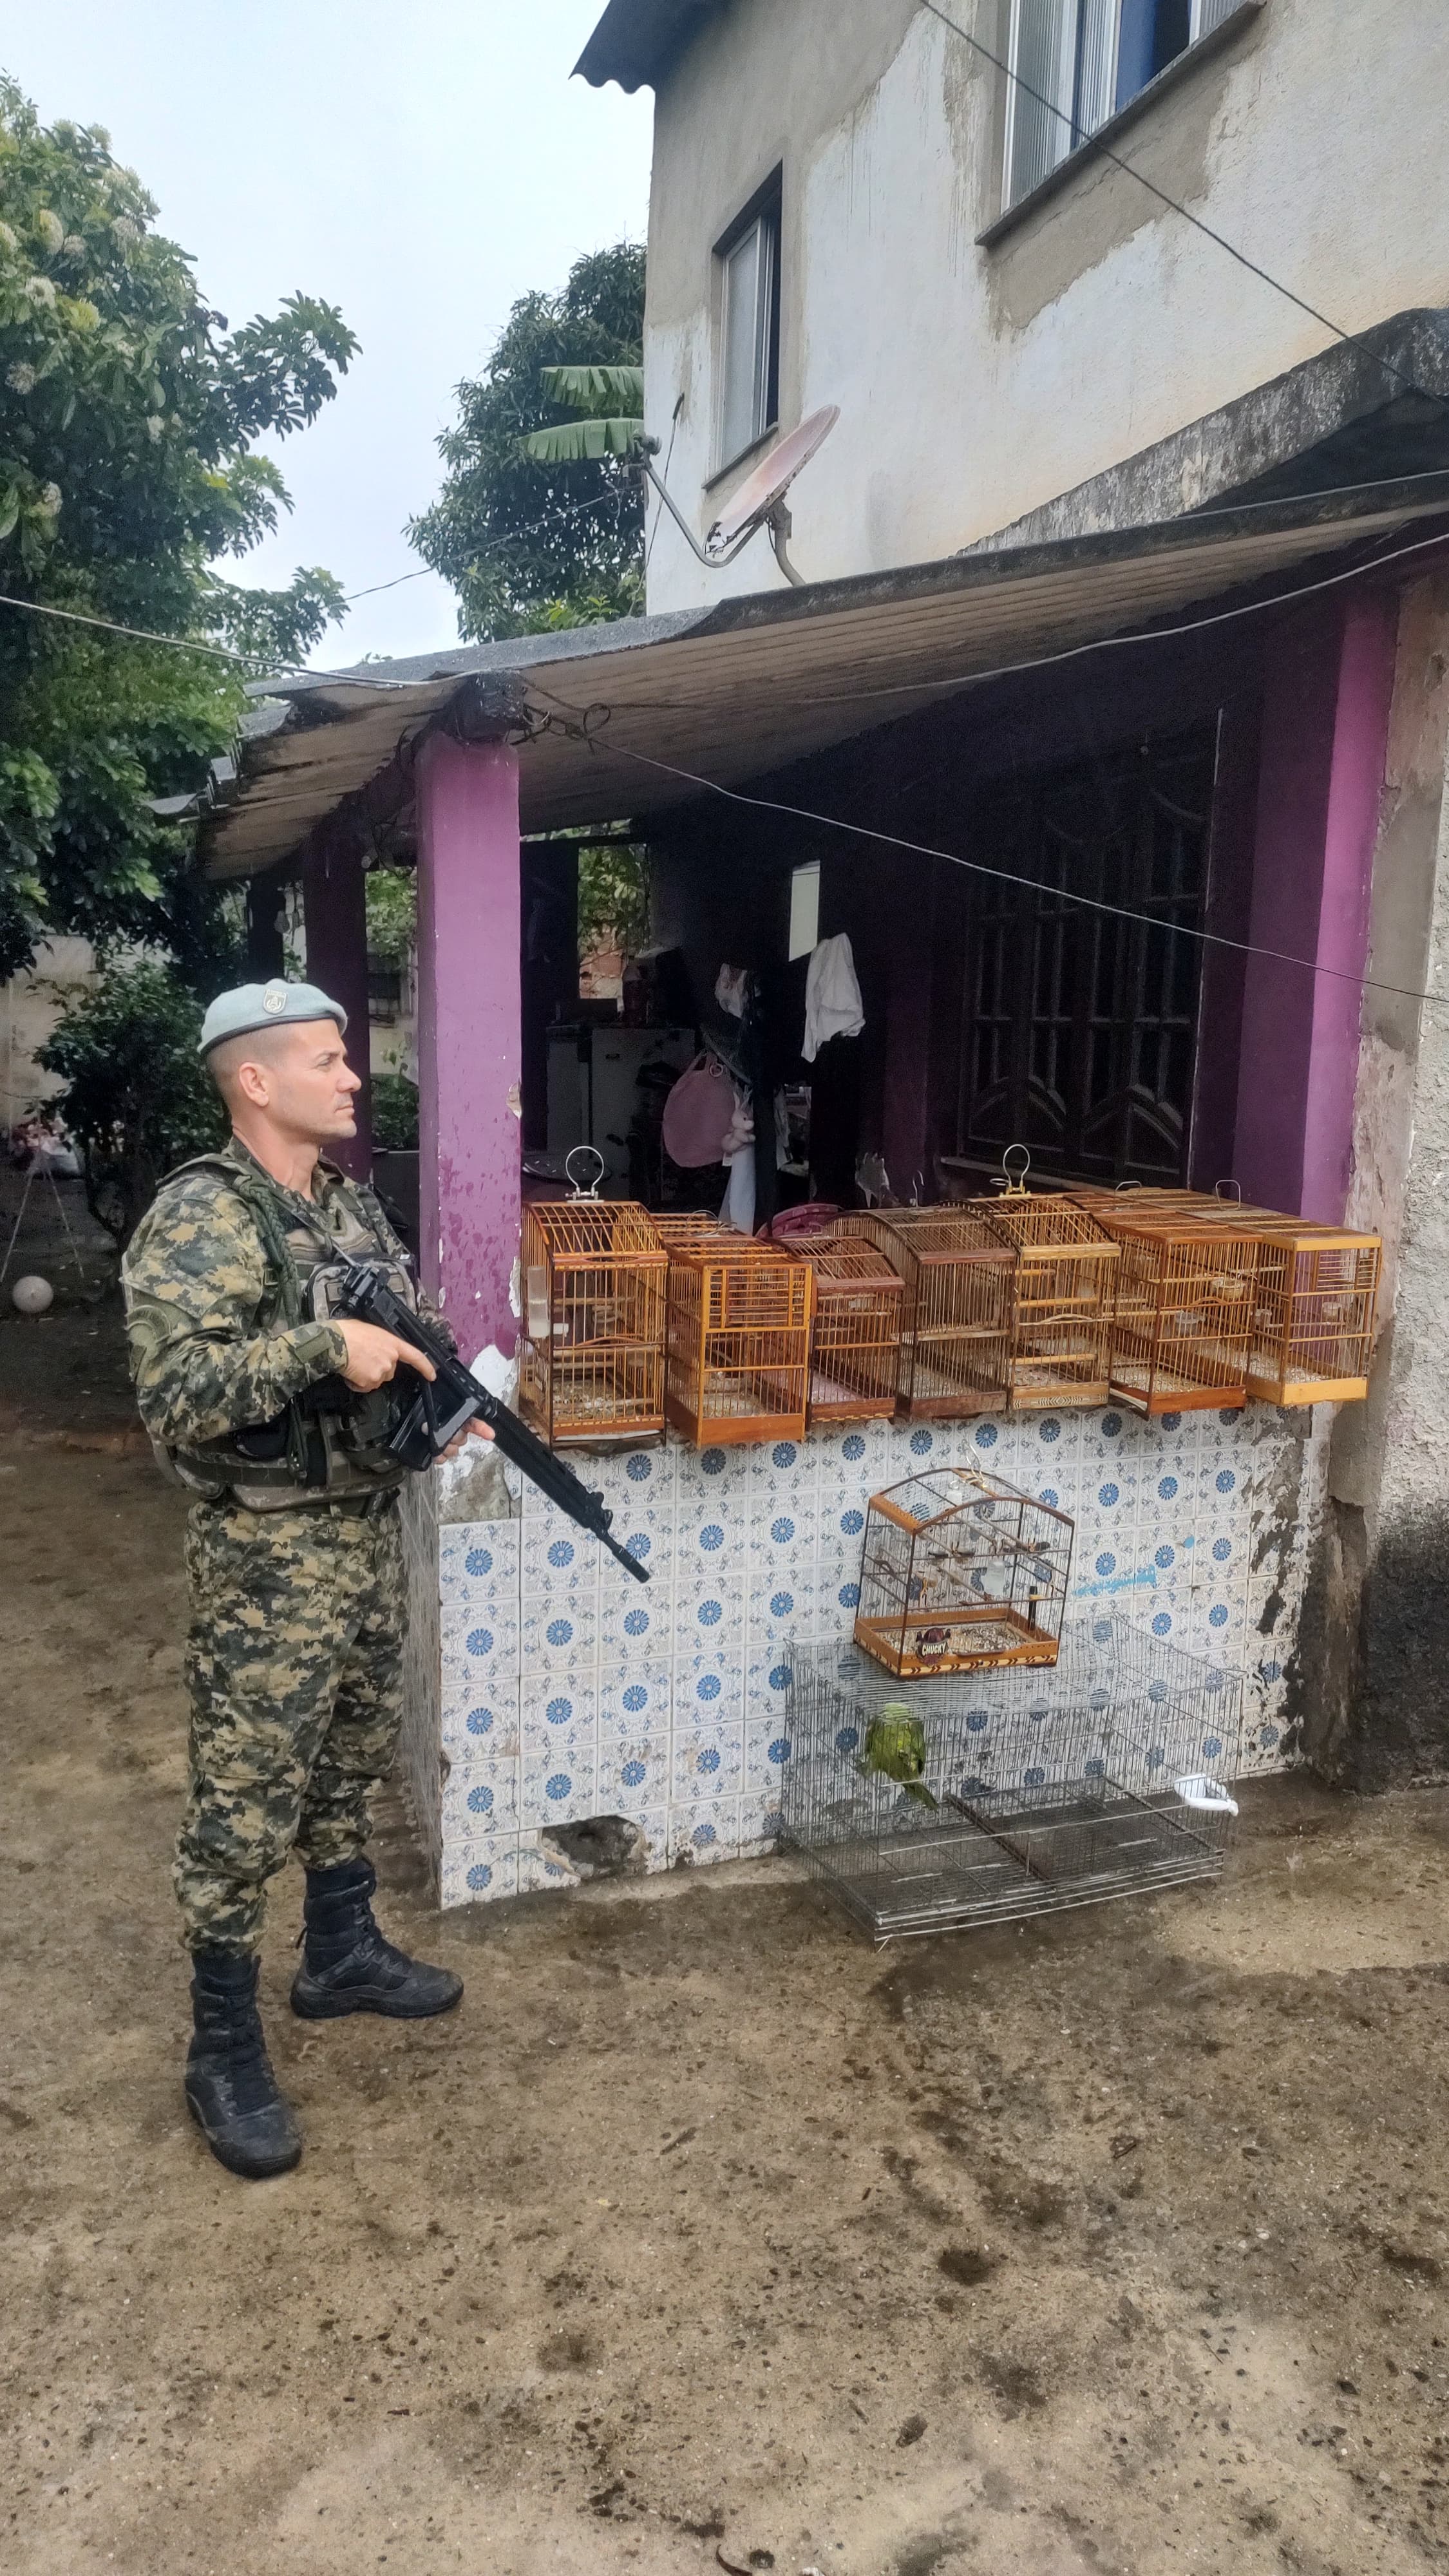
917,0,1449,417
579,732,1444,1014
0,488,635,683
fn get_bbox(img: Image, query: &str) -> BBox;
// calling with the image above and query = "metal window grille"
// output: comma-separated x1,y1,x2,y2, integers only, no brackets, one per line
853,1466,1074,1679
663,1237,815,1446
518,1199,669,1448
786,1233,904,1426
835,1209,1015,1418
782,1615,1242,1943
969,1191,1121,1410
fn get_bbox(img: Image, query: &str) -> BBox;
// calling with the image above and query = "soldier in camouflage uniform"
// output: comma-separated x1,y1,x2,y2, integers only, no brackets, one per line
123,980,487,2181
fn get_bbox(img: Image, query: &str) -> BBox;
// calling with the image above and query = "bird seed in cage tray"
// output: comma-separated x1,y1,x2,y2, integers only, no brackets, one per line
851,1466,1073,1678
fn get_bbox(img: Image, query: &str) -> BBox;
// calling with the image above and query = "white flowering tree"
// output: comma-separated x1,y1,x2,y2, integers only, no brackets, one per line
0,77,358,983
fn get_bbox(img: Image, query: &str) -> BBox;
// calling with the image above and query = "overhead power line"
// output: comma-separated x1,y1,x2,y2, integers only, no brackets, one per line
920,0,1448,415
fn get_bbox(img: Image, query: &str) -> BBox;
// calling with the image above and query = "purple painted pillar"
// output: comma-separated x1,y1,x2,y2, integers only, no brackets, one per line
414,733,522,1351
302,837,372,1179
1232,597,1397,1220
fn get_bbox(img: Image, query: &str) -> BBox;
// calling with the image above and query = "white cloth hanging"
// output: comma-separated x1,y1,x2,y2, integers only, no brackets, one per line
714,963,748,1019
802,932,865,1063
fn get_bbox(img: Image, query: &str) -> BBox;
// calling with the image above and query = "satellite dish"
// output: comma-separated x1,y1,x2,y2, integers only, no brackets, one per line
708,404,840,553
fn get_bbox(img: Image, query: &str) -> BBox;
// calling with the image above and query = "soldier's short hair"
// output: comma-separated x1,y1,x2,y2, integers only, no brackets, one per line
206,1023,299,1105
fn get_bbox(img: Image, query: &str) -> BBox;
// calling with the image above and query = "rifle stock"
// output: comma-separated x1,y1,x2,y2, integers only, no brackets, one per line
332,1260,650,1587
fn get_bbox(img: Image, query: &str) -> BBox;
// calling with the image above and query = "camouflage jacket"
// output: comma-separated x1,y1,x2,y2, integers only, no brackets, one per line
122,1137,434,1495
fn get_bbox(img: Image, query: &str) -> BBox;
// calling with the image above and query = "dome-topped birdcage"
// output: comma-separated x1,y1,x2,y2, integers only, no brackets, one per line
853,1465,1073,1679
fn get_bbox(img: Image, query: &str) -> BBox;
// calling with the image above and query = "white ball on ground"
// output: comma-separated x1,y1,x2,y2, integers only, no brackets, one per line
12,1274,54,1316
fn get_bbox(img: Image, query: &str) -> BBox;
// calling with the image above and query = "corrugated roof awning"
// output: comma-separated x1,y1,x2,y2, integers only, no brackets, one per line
199,483,1449,882
574,0,723,93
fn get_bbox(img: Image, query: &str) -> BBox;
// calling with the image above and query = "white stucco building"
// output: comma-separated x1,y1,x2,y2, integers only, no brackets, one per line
571,3,1449,598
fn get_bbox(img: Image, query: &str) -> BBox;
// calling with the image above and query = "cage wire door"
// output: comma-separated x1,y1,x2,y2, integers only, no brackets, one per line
782,1616,1242,1943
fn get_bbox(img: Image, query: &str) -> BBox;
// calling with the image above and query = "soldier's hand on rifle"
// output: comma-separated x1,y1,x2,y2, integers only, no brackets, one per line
438,1420,496,1464
336,1319,437,1392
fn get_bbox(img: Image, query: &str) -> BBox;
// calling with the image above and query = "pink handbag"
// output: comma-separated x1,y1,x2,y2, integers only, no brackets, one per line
661,1053,737,1168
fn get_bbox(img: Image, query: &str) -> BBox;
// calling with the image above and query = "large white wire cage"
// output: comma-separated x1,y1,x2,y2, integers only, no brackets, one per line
781,1616,1242,1943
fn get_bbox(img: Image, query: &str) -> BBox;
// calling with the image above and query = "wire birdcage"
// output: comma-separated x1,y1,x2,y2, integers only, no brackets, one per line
835,1209,1014,1417
785,1233,904,1425
663,1236,815,1446
853,1465,1073,1678
967,1160,1120,1410
781,1615,1242,1942
518,1193,668,1447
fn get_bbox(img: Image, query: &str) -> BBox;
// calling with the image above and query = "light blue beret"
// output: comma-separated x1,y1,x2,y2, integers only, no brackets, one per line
199,979,348,1057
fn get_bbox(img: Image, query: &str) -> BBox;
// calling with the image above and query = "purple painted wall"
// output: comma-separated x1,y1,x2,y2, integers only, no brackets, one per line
415,733,522,1352
1233,597,1397,1220
302,837,372,1180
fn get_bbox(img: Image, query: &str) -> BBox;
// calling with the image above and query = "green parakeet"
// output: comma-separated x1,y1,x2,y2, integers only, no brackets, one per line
859,1705,938,1810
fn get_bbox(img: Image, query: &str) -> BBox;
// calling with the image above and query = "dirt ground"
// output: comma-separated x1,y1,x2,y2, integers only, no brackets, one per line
4,1292,1449,2576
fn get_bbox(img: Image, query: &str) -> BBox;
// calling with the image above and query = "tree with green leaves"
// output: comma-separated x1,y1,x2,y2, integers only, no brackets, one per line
408,242,645,640
35,957,226,1248
0,79,357,983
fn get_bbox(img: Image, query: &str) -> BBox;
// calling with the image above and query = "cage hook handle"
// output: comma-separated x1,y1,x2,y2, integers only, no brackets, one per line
996,1142,1032,1199
565,1145,605,1200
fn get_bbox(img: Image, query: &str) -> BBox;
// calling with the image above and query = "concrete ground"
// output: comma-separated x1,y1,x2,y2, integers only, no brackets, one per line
3,1293,1448,2576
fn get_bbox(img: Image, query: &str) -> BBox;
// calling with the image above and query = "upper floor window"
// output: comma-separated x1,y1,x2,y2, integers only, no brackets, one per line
715,171,781,473
1003,0,1240,209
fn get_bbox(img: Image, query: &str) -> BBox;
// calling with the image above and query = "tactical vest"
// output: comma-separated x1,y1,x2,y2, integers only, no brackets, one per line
163,1153,417,1511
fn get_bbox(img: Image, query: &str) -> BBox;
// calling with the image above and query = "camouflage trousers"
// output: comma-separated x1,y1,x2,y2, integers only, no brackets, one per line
175,1493,406,1955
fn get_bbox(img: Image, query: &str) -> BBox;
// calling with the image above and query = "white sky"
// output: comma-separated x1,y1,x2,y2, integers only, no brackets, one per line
2,4,653,661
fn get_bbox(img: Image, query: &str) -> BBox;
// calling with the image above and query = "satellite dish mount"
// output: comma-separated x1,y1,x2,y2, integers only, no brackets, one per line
636,404,839,591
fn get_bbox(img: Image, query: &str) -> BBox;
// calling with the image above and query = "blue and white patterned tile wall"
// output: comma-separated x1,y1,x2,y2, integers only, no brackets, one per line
415,1401,1325,1908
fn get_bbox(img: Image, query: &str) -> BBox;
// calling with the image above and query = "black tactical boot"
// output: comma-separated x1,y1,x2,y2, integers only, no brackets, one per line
185,1950,302,2180
290,1857,464,2021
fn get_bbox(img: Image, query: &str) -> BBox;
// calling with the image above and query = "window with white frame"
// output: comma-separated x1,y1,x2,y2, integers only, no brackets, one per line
715,172,782,472
1003,0,1242,209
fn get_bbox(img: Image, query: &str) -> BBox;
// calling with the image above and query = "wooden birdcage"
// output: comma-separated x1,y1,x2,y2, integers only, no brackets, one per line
1242,1224,1381,1405
1070,1203,1260,1415
518,1198,668,1447
835,1209,1014,1417
965,1173,1120,1411
1065,1185,1382,1407
663,1236,815,1446
853,1466,1074,1678
785,1234,904,1425
650,1210,734,1249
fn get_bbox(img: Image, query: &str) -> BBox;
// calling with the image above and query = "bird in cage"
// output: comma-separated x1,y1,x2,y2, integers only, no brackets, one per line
858,1705,938,1806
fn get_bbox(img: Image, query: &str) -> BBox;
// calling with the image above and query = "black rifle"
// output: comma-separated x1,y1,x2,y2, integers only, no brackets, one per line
332,1258,649,1587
